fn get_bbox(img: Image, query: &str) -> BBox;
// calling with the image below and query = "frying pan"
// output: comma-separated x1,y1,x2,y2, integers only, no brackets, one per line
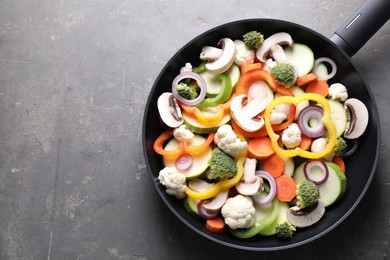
142,0,388,251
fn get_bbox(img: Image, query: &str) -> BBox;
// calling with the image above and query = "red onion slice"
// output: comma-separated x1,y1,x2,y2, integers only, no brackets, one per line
172,71,207,106
297,106,327,138
313,57,337,81
197,200,219,219
175,154,193,171
304,159,329,185
252,170,276,205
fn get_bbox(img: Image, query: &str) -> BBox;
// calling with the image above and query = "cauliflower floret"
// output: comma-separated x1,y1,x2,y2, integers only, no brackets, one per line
180,62,192,73
270,110,288,124
173,125,194,143
263,58,277,73
311,137,328,153
214,124,248,157
221,195,256,229
282,123,302,148
234,40,255,67
158,167,187,198
328,83,348,101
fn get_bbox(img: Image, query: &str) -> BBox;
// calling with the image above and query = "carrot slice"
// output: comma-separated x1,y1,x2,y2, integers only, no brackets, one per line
248,136,274,160
332,156,346,173
262,154,285,178
275,174,296,202
206,217,226,233
240,62,263,75
305,80,329,98
295,73,318,87
298,134,312,151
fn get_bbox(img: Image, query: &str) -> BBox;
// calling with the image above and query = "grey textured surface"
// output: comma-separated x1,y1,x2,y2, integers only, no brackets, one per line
0,0,389,259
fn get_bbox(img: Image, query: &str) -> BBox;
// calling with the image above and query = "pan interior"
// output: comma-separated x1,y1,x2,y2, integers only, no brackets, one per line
142,19,379,250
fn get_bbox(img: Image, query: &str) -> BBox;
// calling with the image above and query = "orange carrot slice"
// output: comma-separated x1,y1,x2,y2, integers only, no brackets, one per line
305,80,329,98
206,217,226,233
248,136,274,160
262,154,285,178
275,174,296,202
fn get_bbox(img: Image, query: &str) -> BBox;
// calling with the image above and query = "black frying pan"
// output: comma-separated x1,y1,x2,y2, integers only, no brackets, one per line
142,0,388,251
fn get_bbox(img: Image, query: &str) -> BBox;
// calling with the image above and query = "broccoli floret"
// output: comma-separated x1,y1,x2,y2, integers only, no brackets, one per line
296,180,320,209
275,221,296,239
334,136,348,156
176,83,198,100
243,31,264,49
270,63,296,86
207,148,237,180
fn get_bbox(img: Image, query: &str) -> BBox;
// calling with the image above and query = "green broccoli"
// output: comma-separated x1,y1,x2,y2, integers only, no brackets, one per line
207,148,237,180
296,180,320,209
334,136,348,156
176,83,198,100
275,221,296,239
270,63,296,86
243,31,264,49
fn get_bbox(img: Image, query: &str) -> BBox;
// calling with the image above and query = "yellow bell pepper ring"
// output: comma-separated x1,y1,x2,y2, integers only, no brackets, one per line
184,153,246,200
264,93,337,159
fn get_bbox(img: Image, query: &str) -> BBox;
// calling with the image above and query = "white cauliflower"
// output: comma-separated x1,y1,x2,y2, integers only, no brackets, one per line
173,125,194,143
221,195,256,229
282,123,302,148
328,83,348,101
214,124,248,157
270,110,288,124
180,62,193,73
158,167,187,198
263,58,277,73
311,137,328,153
233,40,255,67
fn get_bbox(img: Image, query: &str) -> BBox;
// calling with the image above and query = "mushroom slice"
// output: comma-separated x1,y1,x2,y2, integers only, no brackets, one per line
157,92,183,128
205,38,236,74
344,98,369,139
235,158,263,196
202,189,229,211
230,94,265,132
236,176,263,196
286,200,325,228
270,44,288,63
256,32,294,62
199,46,223,61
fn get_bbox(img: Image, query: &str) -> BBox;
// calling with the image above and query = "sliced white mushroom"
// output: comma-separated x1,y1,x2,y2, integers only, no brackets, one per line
270,44,288,63
256,32,294,62
157,92,183,128
235,158,263,196
286,200,325,228
202,189,229,211
199,46,223,61
205,38,236,74
344,98,369,139
242,95,270,118
230,94,265,132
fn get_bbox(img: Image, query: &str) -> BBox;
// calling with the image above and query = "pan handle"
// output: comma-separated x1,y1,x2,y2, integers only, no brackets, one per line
330,0,390,57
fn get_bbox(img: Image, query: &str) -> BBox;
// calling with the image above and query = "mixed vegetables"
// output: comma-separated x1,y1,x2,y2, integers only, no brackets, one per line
153,30,369,239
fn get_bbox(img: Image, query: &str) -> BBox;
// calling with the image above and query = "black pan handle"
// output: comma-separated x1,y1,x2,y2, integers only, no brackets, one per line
330,0,390,57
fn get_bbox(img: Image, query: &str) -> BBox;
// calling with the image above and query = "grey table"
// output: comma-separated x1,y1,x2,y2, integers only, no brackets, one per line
0,0,389,259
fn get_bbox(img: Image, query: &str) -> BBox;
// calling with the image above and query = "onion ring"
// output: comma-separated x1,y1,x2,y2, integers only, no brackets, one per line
313,57,337,81
304,159,329,185
172,71,207,106
251,170,276,205
297,106,327,138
